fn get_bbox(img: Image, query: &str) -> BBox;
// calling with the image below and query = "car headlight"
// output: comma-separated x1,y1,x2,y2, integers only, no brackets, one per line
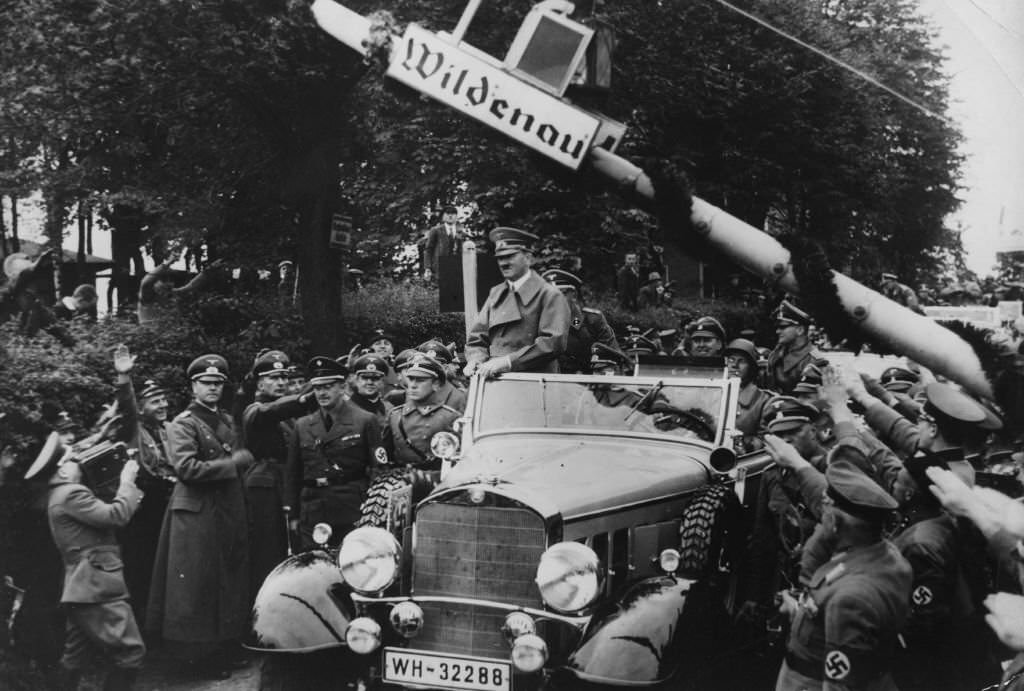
429,431,460,460
345,617,382,654
312,522,333,546
338,526,401,594
535,542,602,613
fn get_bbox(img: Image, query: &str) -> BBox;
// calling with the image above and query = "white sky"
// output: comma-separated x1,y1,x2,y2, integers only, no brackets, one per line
916,0,1024,273
6,0,1023,278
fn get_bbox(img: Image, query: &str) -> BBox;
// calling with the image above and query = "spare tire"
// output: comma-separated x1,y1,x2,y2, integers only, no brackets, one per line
678,483,738,580
355,468,413,533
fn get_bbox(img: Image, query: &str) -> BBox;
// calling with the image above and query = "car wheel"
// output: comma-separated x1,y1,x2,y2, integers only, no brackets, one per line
678,483,737,581
356,468,413,532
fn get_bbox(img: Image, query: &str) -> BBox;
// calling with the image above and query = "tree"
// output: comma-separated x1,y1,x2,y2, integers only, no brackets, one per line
0,0,964,346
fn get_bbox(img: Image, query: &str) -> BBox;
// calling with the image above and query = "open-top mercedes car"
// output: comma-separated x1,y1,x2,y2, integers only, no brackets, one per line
249,368,774,690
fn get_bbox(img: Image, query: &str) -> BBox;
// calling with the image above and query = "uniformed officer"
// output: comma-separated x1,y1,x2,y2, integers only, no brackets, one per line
889,382,999,691
348,353,393,423
792,363,824,403
383,348,419,407
112,345,176,629
416,339,467,412
285,356,385,550
28,431,145,691
764,298,823,395
747,397,830,612
724,338,773,442
366,328,399,394
241,350,318,595
464,227,570,377
775,461,912,691
541,269,619,374
286,363,307,396
688,316,727,357
147,354,253,679
382,355,460,499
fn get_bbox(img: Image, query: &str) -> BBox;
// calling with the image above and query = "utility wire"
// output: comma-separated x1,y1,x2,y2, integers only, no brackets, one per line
967,0,1024,42
943,0,1024,102
706,0,954,125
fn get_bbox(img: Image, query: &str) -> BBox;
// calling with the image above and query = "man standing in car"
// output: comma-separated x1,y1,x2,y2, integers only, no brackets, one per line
465,227,570,377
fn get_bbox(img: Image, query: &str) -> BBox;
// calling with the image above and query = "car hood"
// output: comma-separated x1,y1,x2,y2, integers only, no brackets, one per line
438,433,712,520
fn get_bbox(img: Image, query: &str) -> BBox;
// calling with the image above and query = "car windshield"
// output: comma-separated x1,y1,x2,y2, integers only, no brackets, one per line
476,377,725,443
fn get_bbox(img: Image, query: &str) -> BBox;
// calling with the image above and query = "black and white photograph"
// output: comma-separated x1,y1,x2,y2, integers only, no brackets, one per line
0,0,1022,689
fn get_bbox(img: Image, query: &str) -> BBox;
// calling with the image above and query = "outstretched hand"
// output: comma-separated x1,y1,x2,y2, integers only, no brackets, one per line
113,344,136,374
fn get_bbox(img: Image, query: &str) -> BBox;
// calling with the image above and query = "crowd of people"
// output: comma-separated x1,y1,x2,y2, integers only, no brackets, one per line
10,224,1024,691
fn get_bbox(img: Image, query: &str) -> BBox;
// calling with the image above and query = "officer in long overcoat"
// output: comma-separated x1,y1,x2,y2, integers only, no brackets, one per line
147,354,254,678
465,227,570,377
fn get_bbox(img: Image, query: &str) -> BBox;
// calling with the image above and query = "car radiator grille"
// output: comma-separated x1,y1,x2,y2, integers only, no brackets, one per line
413,502,546,658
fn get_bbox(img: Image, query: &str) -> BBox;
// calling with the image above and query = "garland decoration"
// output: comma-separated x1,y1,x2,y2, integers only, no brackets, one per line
775,234,867,352
643,158,718,263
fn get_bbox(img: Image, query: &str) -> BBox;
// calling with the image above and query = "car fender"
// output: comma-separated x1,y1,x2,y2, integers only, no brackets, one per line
246,550,351,653
561,576,700,685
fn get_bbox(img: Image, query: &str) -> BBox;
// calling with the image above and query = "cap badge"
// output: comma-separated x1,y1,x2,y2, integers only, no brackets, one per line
205,366,218,374
367,363,377,372
273,362,284,369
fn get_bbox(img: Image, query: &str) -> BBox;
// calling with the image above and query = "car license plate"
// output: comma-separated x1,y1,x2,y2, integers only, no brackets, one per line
383,648,512,691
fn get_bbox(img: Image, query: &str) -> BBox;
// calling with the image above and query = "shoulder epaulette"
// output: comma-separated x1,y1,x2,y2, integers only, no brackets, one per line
439,404,460,416
582,307,601,314
173,410,191,421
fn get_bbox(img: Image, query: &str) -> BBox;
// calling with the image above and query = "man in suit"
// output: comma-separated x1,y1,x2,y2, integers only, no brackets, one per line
464,227,570,377
286,357,385,550
615,252,640,311
423,205,464,281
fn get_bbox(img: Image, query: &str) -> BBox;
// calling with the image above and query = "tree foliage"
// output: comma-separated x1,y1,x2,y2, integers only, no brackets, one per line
0,0,965,343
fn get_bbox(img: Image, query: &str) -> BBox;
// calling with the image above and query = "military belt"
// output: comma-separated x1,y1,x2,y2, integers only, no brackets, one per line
303,474,363,488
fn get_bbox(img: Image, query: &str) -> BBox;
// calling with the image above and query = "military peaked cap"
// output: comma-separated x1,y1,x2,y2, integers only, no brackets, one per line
307,356,346,384
405,355,445,382
352,354,390,377
253,349,291,377
879,366,919,393
139,380,167,400
825,460,897,523
24,431,69,480
188,354,229,382
691,316,726,342
542,269,582,292
490,227,537,257
773,298,812,327
763,396,817,434
921,382,986,427
417,340,454,364
792,363,825,395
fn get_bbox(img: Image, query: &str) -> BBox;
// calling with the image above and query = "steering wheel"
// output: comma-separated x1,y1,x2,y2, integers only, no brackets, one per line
652,407,716,442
